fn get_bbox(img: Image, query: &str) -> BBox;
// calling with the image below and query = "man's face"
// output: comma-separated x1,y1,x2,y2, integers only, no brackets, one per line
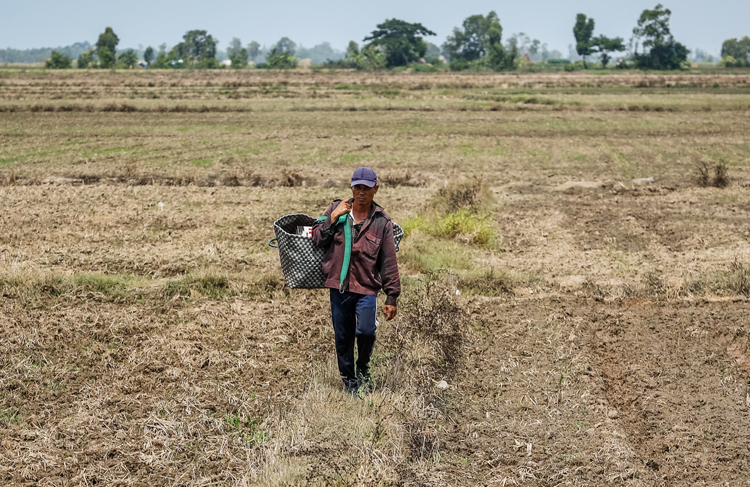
351,184,378,208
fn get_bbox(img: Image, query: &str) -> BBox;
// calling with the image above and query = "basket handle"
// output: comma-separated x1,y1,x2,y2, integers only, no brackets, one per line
268,238,279,248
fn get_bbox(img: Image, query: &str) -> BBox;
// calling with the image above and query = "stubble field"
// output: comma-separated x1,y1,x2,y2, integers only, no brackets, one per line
1,68,750,486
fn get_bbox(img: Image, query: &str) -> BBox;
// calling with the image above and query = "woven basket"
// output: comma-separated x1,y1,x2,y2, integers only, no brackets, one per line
271,213,403,289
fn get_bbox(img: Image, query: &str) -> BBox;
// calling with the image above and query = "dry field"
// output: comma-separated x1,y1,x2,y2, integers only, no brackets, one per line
1,69,750,486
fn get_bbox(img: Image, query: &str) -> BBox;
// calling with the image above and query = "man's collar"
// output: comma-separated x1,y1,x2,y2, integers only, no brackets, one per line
347,199,383,218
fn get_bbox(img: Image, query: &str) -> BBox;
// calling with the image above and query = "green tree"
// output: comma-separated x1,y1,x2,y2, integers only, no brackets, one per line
45,51,72,69
150,44,170,68
632,4,689,69
573,14,595,68
274,37,296,55
151,52,169,69
344,43,386,71
364,19,436,67
721,55,738,67
442,12,515,71
165,45,185,68
170,30,220,68
721,37,750,67
118,49,138,68
737,36,749,61
247,41,260,61
98,46,116,69
267,47,298,69
592,35,625,68
96,27,119,69
77,49,95,69
227,37,248,68
143,46,154,65
443,11,500,62
486,23,513,71
181,30,218,60
346,41,360,58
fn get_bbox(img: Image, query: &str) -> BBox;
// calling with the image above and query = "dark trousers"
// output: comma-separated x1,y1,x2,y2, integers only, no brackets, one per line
329,290,377,389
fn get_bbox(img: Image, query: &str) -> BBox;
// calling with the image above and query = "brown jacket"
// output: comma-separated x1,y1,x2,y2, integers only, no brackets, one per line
311,199,401,306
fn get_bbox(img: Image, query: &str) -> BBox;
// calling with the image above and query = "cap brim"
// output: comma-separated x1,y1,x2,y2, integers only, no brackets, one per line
351,179,376,187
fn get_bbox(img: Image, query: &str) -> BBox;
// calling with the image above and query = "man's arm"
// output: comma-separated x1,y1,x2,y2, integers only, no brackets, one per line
378,219,400,320
311,200,351,248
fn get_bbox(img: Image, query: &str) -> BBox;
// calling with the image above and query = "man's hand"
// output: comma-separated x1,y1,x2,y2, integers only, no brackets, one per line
383,305,397,321
330,200,351,222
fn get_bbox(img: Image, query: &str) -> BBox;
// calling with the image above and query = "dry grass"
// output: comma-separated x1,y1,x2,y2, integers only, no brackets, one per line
1,70,750,485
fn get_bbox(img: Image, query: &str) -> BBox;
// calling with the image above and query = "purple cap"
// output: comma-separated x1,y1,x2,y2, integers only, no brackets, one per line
351,167,378,187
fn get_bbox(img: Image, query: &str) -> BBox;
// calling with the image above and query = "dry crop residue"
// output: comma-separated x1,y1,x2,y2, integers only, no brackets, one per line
2,70,750,485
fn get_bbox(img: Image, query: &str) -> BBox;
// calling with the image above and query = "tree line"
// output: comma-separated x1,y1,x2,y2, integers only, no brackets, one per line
721,37,750,67
37,5,746,71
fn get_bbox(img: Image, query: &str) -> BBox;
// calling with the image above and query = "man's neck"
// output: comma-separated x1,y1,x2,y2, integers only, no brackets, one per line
352,201,371,220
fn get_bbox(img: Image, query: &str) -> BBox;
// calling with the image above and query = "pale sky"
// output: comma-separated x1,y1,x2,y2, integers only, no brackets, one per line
1,0,745,55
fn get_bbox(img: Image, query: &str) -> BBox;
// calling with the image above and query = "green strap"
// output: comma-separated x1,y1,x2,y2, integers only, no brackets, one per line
317,214,352,292
338,214,351,292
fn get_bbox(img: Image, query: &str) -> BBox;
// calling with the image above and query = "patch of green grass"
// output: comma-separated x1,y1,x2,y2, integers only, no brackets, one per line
565,151,590,164
456,141,475,157
70,273,134,296
334,84,365,91
234,140,278,156
47,380,67,391
723,259,750,296
491,140,509,156
76,146,136,158
163,274,230,299
403,210,495,247
243,274,285,298
191,158,212,168
339,154,369,164
0,156,19,165
0,273,68,298
400,234,478,274
176,125,196,132
225,413,268,445
609,147,639,178
0,407,21,425
98,147,135,155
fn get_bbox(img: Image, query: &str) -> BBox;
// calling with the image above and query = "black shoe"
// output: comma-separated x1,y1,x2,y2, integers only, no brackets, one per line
343,380,358,396
356,373,373,395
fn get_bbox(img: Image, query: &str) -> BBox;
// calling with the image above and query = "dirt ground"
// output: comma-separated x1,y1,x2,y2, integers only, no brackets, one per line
2,286,748,485
1,70,749,485
451,296,750,485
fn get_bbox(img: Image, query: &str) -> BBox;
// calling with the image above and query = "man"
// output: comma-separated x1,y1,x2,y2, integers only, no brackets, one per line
312,167,400,394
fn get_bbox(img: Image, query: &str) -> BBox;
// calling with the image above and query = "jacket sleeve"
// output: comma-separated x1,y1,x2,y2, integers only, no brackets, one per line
378,220,401,306
311,200,339,249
